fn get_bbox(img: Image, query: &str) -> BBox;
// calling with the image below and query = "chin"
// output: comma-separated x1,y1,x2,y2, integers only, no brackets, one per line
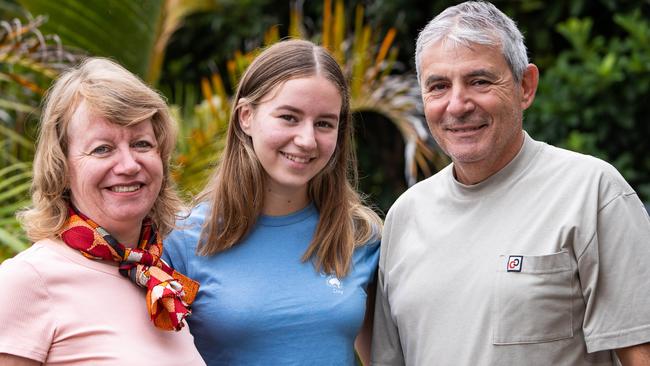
106,208,152,224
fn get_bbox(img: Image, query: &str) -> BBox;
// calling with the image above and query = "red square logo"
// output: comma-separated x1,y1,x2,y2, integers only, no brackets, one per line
507,255,523,272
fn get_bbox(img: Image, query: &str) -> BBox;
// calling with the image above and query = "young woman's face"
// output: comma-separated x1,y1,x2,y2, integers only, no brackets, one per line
239,76,341,198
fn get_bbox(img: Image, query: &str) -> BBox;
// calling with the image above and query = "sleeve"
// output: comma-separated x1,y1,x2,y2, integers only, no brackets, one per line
162,224,189,276
371,211,405,366
0,257,54,362
360,239,380,289
578,192,650,352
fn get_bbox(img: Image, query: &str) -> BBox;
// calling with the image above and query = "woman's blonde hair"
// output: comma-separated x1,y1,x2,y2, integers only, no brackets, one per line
18,57,184,240
197,39,382,277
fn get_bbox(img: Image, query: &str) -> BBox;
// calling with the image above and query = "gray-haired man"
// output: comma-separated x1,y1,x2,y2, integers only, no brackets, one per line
371,1,650,365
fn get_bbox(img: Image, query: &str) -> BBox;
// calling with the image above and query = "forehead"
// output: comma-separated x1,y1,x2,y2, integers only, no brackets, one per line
419,41,510,79
263,76,340,100
66,101,154,143
257,76,343,114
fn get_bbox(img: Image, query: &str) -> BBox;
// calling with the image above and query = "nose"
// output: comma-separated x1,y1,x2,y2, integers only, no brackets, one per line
294,123,317,150
446,85,475,118
113,147,141,175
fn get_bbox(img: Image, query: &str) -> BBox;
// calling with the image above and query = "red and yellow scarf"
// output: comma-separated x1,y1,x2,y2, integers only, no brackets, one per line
58,206,199,331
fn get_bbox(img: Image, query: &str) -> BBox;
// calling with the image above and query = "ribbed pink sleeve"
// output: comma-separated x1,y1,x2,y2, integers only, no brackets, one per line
0,255,54,362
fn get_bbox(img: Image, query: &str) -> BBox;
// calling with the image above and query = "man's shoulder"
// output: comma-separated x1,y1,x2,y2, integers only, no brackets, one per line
541,142,609,168
536,140,635,197
531,140,613,177
389,164,452,213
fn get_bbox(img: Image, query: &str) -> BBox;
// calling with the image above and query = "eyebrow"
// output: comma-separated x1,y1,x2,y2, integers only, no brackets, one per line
423,69,499,89
466,69,498,80
423,75,446,90
275,105,339,120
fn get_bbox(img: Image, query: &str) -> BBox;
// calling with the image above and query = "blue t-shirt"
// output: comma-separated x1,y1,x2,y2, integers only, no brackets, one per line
162,203,380,366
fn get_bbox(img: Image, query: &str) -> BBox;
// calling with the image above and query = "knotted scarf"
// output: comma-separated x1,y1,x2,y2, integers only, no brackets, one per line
58,206,199,331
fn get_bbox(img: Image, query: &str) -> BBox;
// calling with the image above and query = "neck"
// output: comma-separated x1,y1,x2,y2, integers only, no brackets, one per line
102,222,142,248
262,183,309,216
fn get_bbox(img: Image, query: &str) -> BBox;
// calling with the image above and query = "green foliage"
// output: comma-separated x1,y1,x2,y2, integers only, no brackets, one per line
170,76,229,197
17,0,160,80
17,0,216,84
526,10,650,200
161,0,279,90
0,161,31,254
0,15,70,121
1,14,78,261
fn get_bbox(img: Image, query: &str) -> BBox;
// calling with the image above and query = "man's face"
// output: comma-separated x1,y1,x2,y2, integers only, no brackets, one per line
419,41,536,184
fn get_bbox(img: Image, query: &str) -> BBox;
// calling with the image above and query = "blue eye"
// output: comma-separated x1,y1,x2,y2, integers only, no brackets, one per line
133,140,154,149
90,145,112,155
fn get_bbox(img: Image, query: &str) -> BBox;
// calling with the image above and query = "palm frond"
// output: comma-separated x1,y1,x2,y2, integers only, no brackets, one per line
306,0,447,185
0,14,78,260
0,161,32,258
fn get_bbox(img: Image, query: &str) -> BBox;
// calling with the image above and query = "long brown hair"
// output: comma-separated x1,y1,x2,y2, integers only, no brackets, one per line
197,39,382,277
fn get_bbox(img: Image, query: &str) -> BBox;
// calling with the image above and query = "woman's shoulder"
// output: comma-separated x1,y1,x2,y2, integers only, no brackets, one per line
1,239,62,273
170,203,211,238
176,202,211,227
163,203,212,268
0,240,60,304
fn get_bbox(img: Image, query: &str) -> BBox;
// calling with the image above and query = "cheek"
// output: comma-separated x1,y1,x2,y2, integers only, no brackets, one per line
66,159,89,190
319,134,338,160
423,102,445,125
251,127,285,152
147,154,164,183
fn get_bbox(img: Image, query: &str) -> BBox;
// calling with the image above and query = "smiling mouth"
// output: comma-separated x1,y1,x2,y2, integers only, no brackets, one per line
110,184,142,193
281,152,313,164
447,124,488,133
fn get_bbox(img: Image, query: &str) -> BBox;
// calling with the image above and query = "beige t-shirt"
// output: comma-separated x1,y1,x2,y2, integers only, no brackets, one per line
0,238,205,365
372,133,650,365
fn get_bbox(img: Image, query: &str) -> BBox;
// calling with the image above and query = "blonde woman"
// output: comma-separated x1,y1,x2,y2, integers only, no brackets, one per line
163,39,382,365
0,58,204,365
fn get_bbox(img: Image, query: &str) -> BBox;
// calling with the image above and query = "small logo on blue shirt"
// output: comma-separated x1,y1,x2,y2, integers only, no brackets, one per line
323,274,343,294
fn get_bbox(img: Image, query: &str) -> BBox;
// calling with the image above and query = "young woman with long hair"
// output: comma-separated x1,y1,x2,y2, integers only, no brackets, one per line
163,39,382,365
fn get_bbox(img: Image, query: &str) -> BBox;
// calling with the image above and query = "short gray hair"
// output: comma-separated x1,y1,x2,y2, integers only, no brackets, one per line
415,1,528,82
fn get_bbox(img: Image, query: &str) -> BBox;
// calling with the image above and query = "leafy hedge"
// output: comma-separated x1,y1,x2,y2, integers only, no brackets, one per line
526,11,650,200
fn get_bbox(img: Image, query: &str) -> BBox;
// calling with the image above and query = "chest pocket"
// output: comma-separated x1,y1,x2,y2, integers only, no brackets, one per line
493,251,574,345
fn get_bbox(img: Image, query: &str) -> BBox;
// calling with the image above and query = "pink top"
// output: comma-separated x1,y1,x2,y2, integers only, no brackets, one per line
0,239,205,365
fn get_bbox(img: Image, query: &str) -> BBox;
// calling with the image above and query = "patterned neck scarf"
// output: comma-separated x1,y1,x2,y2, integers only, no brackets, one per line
58,206,199,331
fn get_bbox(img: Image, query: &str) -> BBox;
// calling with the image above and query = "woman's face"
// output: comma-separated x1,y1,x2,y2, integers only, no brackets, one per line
239,76,341,198
65,101,163,237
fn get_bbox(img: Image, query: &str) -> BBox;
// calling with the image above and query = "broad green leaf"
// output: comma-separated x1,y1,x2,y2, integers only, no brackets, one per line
18,0,163,80
17,0,217,84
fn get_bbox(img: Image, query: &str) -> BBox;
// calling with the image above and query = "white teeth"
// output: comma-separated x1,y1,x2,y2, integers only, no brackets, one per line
282,153,311,164
451,126,483,132
111,185,141,193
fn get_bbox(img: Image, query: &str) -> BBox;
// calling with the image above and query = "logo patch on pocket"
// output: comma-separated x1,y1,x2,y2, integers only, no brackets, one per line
507,255,523,272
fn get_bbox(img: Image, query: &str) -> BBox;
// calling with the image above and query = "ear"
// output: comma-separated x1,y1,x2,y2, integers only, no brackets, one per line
520,64,539,110
238,98,253,136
